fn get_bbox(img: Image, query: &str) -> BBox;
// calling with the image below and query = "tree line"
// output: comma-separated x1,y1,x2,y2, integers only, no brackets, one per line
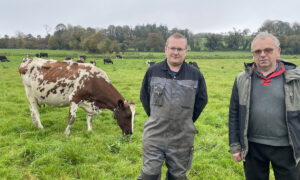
0,20,300,54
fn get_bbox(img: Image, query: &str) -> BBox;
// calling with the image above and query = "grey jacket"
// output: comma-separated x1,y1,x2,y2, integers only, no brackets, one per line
229,59,300,164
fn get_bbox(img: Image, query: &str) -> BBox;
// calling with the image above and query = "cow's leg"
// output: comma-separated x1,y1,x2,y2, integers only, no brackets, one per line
64,102,79,136
24,86,44,129
29,101,44,129
80,102,102,132
86,114,93,131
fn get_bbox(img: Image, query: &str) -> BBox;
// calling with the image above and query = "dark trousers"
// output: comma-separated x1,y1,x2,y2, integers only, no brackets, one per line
244,141,299,180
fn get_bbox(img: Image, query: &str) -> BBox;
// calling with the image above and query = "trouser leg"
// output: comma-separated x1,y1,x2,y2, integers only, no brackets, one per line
244,142,270,180
165,171,177,180
138,143,165,180
164,146,194,180
269,146,300,180
138,172,160,180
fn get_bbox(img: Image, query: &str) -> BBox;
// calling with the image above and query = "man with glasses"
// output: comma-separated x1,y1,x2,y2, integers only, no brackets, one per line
138,33,207,180
229,31,300,180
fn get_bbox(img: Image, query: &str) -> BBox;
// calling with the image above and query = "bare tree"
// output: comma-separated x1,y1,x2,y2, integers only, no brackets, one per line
44,24,52,36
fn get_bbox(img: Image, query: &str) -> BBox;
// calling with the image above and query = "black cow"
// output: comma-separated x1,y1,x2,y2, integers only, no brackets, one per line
188,62,199,69
0,56,7,60
76,59,85,63
0,56,9,62
65,57,73,61
116,55,123,59
80,55,87,60
146,60,156,67
35,53,39,57
104,58,113,64
40,53,48,57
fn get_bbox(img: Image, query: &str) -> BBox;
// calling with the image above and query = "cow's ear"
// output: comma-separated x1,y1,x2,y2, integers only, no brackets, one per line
117,99,124,108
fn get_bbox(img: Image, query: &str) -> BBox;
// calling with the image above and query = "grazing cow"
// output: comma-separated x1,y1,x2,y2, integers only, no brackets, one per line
76,59,85,63
35,53,40,57
0,56,9,62
0,56,7,60
0,59,9,62
90,60,96,66
79,55,87,60
145,60,156,67
188,62,199,69
65,57,73,61
19,57,135,135
39,52,48,57
116,55,123,59
104,58,113,64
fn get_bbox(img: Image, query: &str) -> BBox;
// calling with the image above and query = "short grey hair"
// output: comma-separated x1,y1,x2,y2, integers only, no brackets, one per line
251,32,280,51
166,33,187,48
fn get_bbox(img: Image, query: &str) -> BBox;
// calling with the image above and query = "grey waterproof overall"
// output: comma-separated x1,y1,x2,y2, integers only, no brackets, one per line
139,76,198,179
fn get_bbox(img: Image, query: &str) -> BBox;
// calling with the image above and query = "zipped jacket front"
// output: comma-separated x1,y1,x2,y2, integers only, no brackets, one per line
140,59,207,123
229,59,300,164
140,60,208,146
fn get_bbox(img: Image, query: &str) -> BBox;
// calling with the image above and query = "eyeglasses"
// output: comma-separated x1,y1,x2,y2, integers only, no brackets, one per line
167,46,186,53
252,48,274,56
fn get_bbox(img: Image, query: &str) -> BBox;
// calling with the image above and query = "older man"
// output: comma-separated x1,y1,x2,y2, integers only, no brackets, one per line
138,33,208,180
229,32,300,180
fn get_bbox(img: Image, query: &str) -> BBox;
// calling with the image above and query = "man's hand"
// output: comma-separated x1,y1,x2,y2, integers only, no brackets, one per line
232,152,243,162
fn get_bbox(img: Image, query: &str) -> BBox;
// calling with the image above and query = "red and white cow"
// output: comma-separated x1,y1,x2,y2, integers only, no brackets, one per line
19,57,135,135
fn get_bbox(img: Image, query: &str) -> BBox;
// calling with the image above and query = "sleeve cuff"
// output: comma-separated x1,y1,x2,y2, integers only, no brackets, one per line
229,143,242,154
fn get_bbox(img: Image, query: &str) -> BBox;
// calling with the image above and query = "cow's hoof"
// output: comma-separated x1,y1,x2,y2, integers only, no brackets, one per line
64,130,70,136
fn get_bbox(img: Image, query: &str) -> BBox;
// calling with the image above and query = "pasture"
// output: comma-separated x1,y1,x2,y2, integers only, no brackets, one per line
0,49,299,179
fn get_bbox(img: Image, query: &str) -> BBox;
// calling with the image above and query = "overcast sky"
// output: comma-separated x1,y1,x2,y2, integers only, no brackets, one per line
1,0,299,37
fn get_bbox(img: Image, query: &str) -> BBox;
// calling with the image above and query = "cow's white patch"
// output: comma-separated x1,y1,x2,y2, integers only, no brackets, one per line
70,102,78,117
129,103,136,133
79,101,102,115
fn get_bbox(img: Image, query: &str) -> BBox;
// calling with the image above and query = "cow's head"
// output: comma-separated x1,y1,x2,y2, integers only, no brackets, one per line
113,99,135,135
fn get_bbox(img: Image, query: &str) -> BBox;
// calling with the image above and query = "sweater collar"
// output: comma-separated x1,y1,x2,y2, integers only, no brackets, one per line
252,61,286,86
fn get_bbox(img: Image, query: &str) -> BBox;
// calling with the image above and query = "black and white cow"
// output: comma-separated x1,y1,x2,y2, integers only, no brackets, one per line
145,60,156,67
116,55,123,59
90,60,96,66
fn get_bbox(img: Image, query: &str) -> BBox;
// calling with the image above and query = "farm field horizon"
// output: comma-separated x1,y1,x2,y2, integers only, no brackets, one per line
1,49,299,179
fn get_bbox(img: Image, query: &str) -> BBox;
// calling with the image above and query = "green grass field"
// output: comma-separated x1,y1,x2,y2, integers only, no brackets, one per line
1,50,299,179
